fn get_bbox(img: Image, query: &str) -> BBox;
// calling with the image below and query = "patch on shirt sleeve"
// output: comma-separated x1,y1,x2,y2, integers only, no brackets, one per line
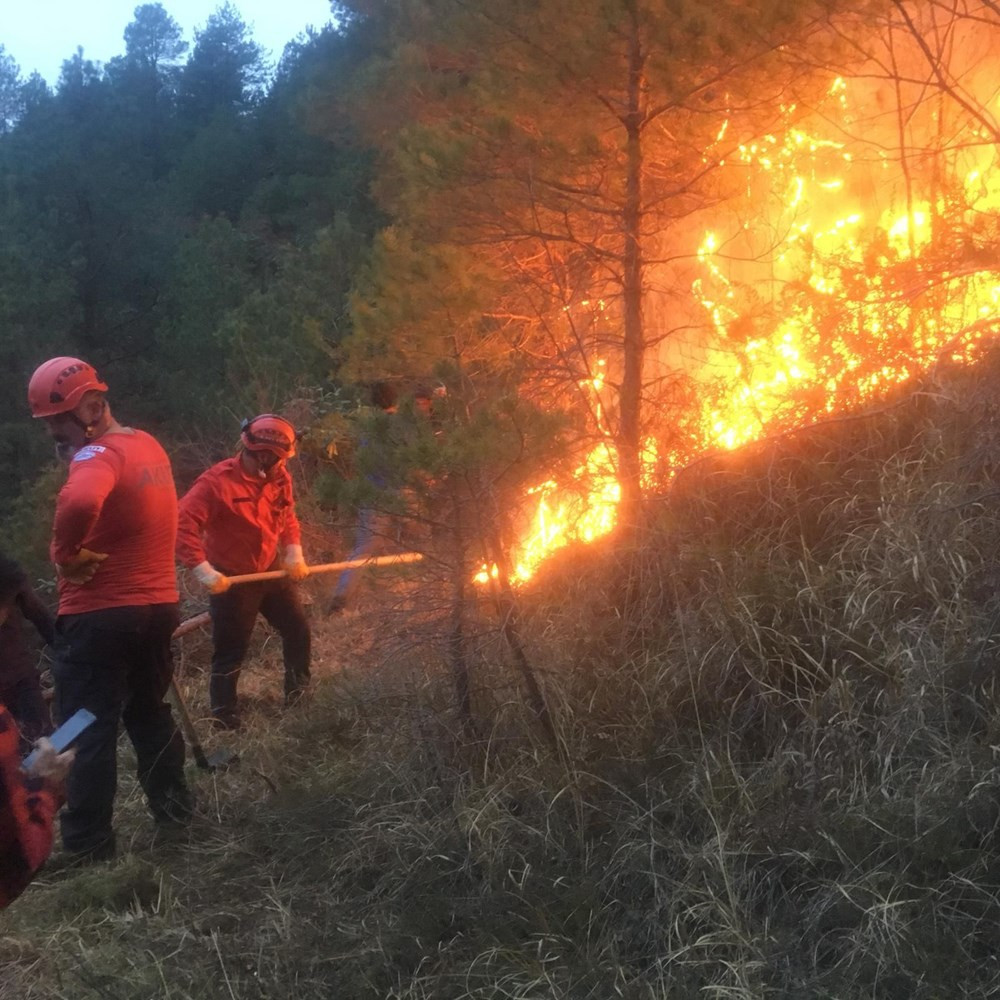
72,445,108,462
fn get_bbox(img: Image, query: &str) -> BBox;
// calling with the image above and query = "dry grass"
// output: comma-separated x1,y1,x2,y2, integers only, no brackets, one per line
7,356,1000,997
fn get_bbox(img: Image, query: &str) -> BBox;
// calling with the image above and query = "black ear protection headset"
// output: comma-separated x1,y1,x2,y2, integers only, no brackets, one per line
241,415,298,442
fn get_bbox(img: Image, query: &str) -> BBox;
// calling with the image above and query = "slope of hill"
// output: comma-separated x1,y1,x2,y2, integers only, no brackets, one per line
6,352,1000,999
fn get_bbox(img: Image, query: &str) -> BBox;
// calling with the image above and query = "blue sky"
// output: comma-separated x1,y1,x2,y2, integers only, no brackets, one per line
2,1,336,85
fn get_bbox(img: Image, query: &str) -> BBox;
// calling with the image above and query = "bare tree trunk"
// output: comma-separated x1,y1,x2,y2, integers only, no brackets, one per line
446,491,475,736
481,487,558,749
618,2,646,533
490,561,557,750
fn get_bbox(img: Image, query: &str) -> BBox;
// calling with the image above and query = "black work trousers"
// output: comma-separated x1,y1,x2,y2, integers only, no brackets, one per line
208,577,311,728
52,603,192,857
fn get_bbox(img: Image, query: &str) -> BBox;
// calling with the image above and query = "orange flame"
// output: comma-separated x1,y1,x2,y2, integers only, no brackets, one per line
691,76,1000,453
493,61,1000,583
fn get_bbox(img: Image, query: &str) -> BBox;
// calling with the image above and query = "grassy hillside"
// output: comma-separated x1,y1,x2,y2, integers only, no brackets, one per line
5,352,1000,998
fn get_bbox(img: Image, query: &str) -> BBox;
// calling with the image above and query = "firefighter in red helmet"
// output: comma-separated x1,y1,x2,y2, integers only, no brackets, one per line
28,356,109,418
176,414,311,730
27,356,192,864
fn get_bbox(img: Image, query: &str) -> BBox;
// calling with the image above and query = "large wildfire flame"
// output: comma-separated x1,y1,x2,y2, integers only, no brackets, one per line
475,362,624,584
691,75,1000,453
489,15,1000,583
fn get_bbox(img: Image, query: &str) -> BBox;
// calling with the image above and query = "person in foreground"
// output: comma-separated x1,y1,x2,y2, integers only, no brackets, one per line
0,554,56,749
176,413,311,731
27,356,192,864
0,703,74,908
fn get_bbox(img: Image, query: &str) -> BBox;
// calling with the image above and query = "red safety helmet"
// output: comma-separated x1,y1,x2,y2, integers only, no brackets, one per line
240,414,297,459
28,357,108,418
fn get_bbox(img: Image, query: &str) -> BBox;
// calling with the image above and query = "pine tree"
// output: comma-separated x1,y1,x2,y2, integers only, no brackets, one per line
179,2,267,124
0,46,22,133
123,2,189,71
336,0,868,530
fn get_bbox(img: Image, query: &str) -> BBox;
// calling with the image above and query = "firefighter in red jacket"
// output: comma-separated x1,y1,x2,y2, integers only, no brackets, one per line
176,414,311,731
28,356,192,863
0,704,74,908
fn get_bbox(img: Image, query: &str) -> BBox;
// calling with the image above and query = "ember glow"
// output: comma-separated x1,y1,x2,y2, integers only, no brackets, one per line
474,450,620,585
476,363,622,584
492,13,1000,583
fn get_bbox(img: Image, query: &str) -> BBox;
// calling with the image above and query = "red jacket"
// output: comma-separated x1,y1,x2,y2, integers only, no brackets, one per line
0,704,60,908
176,457,302,575
51,429,179,615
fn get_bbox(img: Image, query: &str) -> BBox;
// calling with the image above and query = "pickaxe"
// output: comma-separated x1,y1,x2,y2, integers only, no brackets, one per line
168,611,236,772
165,553,423,770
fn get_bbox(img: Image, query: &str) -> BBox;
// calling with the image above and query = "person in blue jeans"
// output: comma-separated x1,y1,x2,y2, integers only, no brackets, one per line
326,382,444,615
325,382,400,615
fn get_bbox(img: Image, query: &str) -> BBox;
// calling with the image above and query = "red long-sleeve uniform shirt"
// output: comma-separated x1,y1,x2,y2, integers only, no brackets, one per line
50,430,179,615
176,457,302,575
0,704,61,908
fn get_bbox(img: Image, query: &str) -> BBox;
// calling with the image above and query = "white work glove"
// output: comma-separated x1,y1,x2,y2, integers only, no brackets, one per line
193,561,231,595
282,544,310,581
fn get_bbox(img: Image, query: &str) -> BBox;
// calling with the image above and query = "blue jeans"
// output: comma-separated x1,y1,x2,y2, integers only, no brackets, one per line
332,508,377,604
